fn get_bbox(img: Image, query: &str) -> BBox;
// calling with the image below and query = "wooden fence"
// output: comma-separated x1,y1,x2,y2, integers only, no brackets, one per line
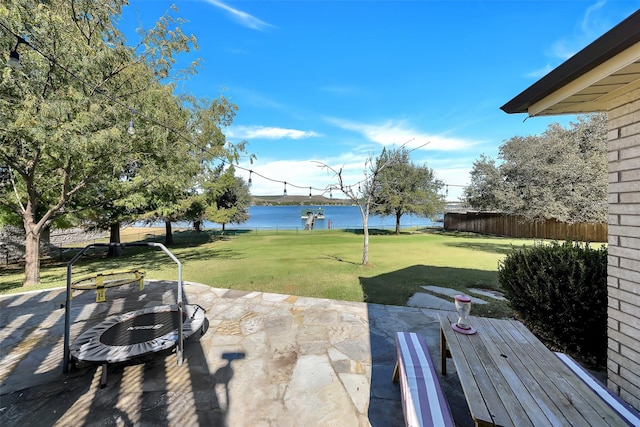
444,212,608,242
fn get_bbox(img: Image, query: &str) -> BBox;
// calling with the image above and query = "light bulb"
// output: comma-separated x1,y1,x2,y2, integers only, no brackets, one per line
8,50,20,69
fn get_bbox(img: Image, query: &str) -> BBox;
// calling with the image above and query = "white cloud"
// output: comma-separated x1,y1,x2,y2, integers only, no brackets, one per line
325,117,475,151
548,39,579,61
203,0,274,31
237,152,375,197
433,167,470,202
235,148,472,201
531,0,617,74
229,126,320,140
581,1,608,37
526,64,555,79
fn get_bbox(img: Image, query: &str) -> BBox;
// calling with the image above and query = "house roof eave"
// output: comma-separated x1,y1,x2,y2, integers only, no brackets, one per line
501,10,640,115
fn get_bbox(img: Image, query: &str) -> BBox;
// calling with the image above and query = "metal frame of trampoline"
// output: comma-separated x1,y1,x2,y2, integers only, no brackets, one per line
62,242,187,374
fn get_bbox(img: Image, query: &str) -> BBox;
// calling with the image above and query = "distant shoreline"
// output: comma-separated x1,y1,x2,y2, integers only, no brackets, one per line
251,195,352,206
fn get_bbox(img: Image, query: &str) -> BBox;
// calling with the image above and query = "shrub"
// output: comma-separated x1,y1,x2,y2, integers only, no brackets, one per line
498,240,608,367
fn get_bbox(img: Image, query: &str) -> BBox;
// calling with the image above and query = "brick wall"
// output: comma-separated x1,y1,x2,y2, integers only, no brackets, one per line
606,88,640,411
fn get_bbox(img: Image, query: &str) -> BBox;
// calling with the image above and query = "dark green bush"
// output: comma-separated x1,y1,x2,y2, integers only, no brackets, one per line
498,240,608,367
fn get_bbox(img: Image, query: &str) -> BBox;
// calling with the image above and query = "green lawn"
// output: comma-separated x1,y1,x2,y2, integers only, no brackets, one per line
0,228,542,317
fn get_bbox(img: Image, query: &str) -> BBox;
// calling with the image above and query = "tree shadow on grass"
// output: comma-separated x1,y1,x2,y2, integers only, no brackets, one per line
444,241,520,255
321,254,360,265
339,228,397,236
427,229,527,255
1,233,241,293
359,264,499,307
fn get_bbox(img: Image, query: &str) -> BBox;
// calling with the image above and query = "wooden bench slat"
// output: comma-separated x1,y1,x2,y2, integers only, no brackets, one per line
555,352,640,427
394,332,455,427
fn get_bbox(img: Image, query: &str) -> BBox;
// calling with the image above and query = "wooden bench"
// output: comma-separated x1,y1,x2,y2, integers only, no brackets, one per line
554,352,640,426
392,332,455,427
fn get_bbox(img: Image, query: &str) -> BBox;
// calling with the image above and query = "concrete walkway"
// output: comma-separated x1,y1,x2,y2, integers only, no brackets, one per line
0,281,473,427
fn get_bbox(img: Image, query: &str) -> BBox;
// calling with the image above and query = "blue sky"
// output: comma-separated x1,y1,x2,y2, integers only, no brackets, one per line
118,1,639,201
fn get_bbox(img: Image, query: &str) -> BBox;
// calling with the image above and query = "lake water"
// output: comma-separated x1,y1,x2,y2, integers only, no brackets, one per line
202,205,442,230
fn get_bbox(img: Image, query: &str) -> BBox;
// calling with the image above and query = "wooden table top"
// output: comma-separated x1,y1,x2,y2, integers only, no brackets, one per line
439,313,626,427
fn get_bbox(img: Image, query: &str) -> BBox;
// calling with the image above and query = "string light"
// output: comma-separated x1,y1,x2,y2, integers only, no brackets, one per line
7,34,27,69
0,20,467,199
127,110,135,135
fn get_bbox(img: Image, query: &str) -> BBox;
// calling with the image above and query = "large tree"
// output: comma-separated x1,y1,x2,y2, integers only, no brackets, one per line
463,154,506,212
204,165,251,233
0,1,198,285
140,96,248,245
371,147,445,234
464,114,607,223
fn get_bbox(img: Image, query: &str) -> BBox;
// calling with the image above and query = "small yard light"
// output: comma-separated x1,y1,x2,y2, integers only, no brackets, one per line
127,119,135,135
452,294,476,334
8,49,20,69
7,36,28,70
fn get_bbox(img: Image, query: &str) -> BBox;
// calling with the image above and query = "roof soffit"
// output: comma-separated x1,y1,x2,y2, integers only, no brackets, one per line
529,42,640,116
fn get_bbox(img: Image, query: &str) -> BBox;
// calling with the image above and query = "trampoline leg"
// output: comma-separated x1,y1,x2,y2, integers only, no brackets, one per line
100,363,108,388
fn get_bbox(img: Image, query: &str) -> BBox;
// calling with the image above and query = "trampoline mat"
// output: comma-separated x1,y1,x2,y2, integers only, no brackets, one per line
100,310,183,346
70,304,206,364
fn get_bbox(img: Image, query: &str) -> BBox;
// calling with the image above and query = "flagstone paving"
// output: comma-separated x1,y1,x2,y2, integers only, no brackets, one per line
0,280,473,427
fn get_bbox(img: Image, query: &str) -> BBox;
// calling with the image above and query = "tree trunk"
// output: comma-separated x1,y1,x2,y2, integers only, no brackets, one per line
40,225,51,256
221,223,226,234
194,220,202,232
165,220,174,245
23,219,41,286
395,211,402,235
107,222,121,257
362,217,369,265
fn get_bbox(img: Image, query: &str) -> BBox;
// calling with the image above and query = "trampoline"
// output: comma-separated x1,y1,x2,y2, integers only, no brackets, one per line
70,303,206,364
62,242,206,386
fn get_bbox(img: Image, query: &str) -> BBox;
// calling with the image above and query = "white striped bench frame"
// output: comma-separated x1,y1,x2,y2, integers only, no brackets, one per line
555,352,640,426
392,332,455,427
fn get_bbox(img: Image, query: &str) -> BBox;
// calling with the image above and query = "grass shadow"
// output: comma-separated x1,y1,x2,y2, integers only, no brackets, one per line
340,228,396,236
444,241,519,255
1,232,242,292
321,254,360,265
359,264,512,318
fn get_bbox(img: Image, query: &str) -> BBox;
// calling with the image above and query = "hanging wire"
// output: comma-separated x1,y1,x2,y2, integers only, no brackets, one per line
0,19,465,197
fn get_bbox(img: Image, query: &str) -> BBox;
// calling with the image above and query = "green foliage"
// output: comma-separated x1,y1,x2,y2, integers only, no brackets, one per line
1,1,252,281
371,147,445,234
0,0,202,283
464,114,607,223
498,241,608,366
203,165,250,228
